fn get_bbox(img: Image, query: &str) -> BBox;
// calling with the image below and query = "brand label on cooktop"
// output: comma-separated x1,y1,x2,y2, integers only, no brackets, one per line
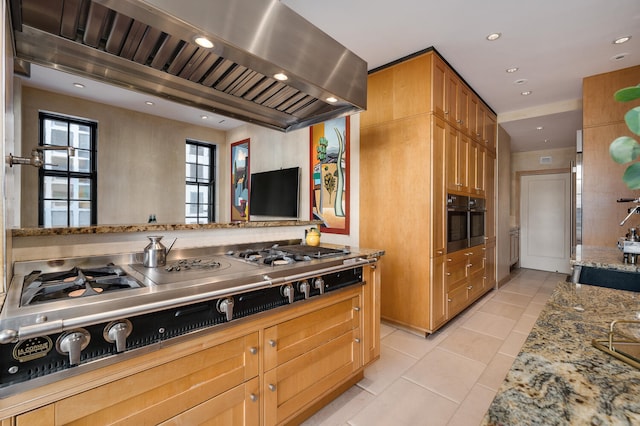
12,336,53,362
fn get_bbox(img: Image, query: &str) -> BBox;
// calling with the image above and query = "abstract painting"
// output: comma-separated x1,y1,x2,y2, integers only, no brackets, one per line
231,139,249,221
310,116,350,234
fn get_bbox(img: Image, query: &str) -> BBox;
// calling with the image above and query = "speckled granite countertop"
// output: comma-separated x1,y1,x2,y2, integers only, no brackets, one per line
10,220,321,237
482,281,640,425
572,245,640,273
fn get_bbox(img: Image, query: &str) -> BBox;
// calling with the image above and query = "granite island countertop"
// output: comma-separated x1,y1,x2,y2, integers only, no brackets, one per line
572,245,640,273
482,281,640,425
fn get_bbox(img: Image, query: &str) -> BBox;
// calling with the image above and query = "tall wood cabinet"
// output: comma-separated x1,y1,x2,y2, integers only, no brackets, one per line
361,49,496,335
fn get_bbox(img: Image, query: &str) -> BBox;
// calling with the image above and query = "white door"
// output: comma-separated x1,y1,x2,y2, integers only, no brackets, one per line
520,172,571,273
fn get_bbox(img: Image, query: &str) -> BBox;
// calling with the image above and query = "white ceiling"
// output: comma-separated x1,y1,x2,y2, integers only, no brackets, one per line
18,0,640,153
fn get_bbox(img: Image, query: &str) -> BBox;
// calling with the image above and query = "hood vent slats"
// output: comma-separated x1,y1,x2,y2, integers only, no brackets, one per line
10,0,367,132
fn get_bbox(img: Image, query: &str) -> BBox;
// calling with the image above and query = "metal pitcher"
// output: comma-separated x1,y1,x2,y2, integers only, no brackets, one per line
143,236,167,268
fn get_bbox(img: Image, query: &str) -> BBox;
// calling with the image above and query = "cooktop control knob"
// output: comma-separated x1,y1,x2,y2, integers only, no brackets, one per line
217,297,234,321
103,319,133,353
298,280,310,299
313,277,325,294
281,284,295,304
56,328,91,366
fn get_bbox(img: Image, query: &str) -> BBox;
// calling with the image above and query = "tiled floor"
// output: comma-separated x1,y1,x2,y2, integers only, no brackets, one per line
302,268,566,426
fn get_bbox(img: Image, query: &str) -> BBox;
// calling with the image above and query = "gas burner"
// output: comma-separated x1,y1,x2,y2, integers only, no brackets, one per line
20,265,142,306
165,258,222,272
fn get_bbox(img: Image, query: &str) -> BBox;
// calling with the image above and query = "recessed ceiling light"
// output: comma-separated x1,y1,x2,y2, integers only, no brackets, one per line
514,78,528,85
521,91,532,96
486,32,501,41
326,96,338,103
506,67,519,73
536,126,543,130
145,101,154,106
613,36,631,44
194,37,214,48
200,115,208,120
610,53,629,61
73,83,85,88
273,73,288,81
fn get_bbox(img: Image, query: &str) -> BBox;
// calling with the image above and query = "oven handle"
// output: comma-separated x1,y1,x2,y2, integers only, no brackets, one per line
7,257,377,341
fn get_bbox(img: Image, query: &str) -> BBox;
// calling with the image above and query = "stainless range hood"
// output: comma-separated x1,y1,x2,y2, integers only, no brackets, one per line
8,0,367,132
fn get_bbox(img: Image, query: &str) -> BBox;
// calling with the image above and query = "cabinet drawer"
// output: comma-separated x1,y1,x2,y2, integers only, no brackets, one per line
445,253,468,291
467,272,485,301
264,294,360,371
467,248,484,277
447,285,469,318
47,332,259,425
159,377,260,426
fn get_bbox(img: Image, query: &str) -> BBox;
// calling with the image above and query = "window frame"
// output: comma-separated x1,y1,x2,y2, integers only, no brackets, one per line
38,112,98,227
185,140,216,223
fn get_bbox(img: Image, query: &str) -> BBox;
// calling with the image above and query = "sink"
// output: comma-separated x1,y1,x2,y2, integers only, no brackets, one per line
575,266,640,292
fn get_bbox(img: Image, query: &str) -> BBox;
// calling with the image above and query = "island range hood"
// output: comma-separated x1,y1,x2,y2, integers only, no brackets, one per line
8,0,367,132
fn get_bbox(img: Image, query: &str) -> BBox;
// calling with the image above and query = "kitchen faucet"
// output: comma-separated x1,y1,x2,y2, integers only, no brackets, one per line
6,145,76,168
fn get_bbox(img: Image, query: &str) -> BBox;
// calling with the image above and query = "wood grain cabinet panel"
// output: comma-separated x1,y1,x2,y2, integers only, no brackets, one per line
264,293,362,426
361,49,496,335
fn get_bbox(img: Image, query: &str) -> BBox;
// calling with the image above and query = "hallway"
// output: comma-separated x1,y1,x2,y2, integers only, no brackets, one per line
303,268,566,425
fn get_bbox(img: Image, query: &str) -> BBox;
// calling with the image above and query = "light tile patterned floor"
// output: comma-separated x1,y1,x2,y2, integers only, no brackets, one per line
302,268,566,426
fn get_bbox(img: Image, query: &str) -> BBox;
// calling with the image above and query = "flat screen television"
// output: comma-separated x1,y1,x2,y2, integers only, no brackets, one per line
249,167,299,218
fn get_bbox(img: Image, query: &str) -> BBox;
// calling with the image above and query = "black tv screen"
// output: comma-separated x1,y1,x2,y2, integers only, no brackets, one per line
249,167,299,218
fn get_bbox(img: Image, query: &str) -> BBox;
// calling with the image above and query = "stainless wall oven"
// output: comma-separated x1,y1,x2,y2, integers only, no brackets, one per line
447,194,469,252
469,197,486,247
447,194,486,252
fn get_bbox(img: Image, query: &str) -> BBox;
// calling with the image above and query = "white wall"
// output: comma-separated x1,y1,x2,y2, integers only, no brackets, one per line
226,114,361,248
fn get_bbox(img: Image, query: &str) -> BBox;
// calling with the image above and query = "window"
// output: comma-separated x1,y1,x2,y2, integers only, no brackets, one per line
186,141,215,223
39,112,97,227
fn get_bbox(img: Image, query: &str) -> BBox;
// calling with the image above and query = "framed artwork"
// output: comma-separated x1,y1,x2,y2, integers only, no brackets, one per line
231,139,250,221
310,116,350,234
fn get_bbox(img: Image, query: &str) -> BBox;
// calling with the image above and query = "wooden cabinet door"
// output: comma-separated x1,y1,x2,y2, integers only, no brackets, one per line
458,133,470,193
432,116,447,256
456,84,470,135
446,71,459,126
447,283,468,318
263,294,361,425
432,55,447,119
362,264,381,365
485,150,496,240
484,113,497,152
446,128,469,194
469,141,486,196
468,95,479,139
430,254,447,329
159,377,260,426
483,239,497,289
467,246,486,300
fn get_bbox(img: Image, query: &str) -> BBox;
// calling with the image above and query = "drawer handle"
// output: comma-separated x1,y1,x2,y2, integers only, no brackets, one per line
467,285,473,290
447,298,452,302
268,339,277,348
268,384,277,392
250,393,258,402
249,347,258,355
446,272,451,276
354,307,361,312
355,338,361,343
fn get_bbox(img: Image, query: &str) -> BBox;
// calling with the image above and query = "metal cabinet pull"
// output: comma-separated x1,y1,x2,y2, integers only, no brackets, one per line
354,338,361,343
249,347,258,355
268,339,277,347
250,393,258,402
354,307,361,312
268,384,277,392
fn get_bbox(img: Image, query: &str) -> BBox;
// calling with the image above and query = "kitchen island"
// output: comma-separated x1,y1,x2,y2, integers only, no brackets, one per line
483,247,640,425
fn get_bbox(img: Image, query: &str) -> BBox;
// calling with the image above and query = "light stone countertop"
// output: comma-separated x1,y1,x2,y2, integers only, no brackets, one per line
572,245,640,273
482,281,640,425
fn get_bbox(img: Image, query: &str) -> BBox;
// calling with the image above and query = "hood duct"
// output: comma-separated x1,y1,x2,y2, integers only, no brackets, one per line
9,0,367,132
